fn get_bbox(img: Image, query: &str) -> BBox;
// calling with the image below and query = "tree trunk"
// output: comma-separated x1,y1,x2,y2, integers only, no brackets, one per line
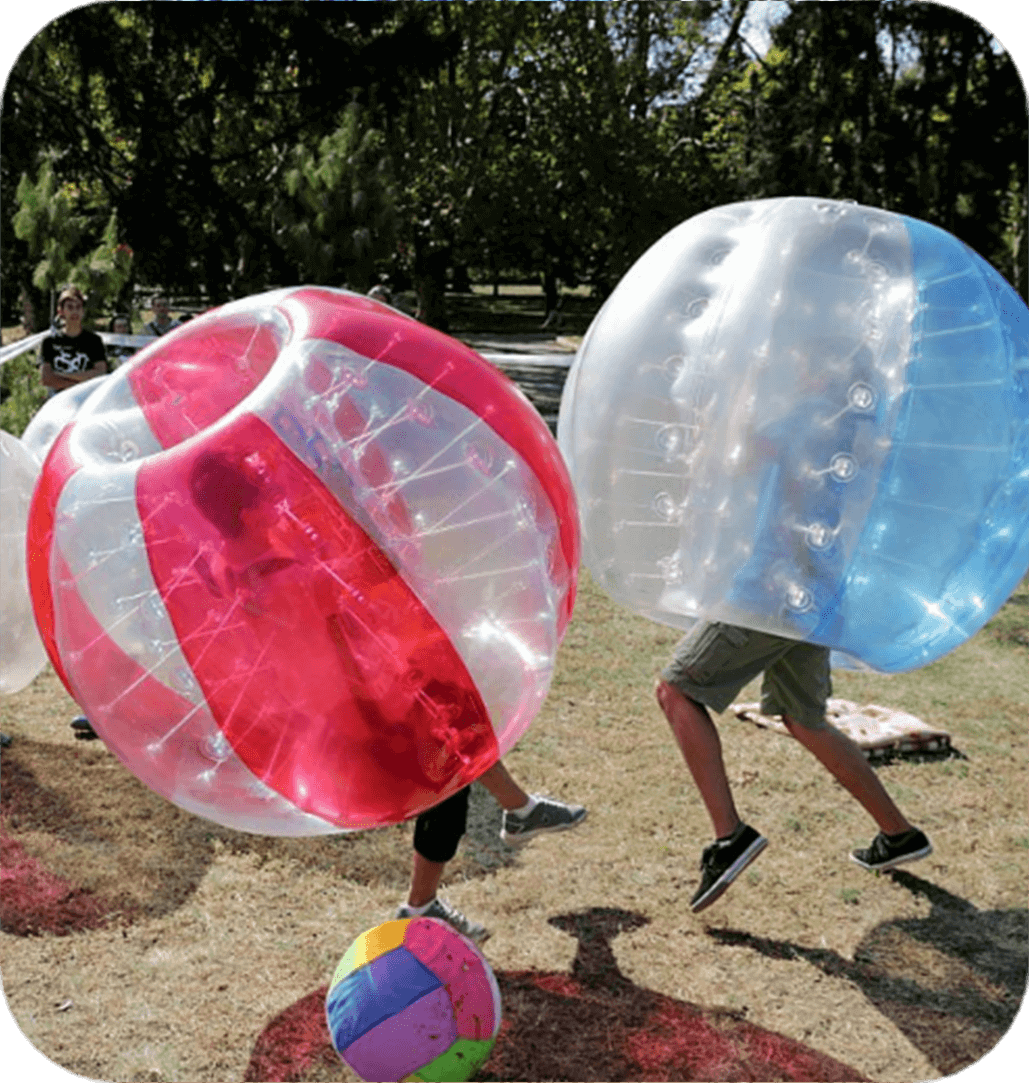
542,269,560,317
451,264,472,293
413,246,450,332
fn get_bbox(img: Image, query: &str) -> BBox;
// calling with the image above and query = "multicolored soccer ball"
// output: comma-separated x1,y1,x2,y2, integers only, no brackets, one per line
326,917,501,1082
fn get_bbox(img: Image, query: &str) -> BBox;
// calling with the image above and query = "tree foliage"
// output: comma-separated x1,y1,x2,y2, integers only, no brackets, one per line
2,0,448,308
13,161,133,321
2,1,1024,328
273,104,396,292
699,1,1026,291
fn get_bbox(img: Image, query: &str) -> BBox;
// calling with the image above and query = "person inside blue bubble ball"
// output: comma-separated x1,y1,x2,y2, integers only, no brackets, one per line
655,321,937,914
563,194,1022,914
559,196,1029,913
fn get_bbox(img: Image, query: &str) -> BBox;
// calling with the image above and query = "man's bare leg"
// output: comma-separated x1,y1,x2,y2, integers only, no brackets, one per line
783,716,913,835
477,760,531,811
407,853,447,908
656,680,741,838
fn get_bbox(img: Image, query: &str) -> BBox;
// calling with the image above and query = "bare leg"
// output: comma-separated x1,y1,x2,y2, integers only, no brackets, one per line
407,853,447,908
656,680,741,838
783,716,912,835
477,760,530,811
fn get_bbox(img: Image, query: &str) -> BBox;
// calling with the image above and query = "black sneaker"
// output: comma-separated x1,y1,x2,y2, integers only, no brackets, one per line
690,823,768,913
850,828,932,871
71,715,99,741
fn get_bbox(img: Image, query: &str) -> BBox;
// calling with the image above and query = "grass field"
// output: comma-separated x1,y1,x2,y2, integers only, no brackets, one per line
1,569,1026,1081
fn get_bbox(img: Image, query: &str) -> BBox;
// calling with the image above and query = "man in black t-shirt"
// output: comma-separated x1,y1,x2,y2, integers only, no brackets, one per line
39,286,108,393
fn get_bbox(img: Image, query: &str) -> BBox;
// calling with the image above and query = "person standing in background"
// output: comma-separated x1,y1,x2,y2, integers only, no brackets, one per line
144,294,179,336
106,314,138,367
38,286,108,395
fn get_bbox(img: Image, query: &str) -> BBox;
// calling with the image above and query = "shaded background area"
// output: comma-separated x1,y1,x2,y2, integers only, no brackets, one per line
3,1,1025,342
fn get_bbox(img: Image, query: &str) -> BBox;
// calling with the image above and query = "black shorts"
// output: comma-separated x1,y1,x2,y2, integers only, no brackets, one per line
413,786,470,863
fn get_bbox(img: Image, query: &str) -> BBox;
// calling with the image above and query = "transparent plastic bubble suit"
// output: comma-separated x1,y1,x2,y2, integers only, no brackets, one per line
558,197,1029,672
1,430,47,692
28,288,579,834
21,377,107,464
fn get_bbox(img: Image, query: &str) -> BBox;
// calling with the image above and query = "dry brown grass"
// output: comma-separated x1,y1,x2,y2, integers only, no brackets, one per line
2,573,1027,1082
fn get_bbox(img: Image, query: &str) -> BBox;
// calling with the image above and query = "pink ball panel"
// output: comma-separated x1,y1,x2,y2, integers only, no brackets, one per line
403,918,500,1041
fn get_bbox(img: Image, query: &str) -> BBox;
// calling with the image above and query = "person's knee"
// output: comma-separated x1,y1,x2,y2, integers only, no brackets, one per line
783,713,836,750
784,711,826,731
655,678,672,711
656,678,684,715
656,679,706,720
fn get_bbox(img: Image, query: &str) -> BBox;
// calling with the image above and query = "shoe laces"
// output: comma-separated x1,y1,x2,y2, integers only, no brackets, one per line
432,897,471,928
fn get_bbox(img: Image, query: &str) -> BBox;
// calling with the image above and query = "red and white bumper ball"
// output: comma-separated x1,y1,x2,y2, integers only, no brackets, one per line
28,288,578,834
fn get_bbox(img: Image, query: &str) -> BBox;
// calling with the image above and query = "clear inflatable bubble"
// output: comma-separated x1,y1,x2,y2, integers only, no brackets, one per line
21,377,107,464
1,430,48,693
558,197,1029,672
28,287,579,834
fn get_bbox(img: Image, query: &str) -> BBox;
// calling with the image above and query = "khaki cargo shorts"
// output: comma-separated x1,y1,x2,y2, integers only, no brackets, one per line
661,621,832,728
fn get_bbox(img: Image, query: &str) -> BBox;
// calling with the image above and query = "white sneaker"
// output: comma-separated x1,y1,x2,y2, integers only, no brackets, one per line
395,896,491,944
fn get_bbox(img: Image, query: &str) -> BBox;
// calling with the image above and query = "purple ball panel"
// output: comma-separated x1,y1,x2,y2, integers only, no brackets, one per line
327,947,441,1052
343,984,457,1081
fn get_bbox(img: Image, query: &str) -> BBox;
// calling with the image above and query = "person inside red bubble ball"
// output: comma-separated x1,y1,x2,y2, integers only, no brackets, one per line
187,450,587,939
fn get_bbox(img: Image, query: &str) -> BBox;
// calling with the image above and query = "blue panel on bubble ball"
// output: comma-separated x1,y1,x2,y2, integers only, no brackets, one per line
830,215,1029,670
325,946,442,1052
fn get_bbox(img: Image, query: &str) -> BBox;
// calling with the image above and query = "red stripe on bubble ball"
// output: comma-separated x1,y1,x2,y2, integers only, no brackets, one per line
42,551,242,812
135,412,499,829
290,288,580,633
127,314,283,451
26,424,79,695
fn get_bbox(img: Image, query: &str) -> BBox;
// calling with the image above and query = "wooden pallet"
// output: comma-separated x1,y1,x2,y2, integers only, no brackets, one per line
731,698,953,761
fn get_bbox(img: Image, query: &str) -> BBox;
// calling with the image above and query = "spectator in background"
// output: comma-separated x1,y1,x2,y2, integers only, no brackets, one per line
19,290,36,334
39,287,108,395
37,286,109,741
106,314,138,367
144,294,179,336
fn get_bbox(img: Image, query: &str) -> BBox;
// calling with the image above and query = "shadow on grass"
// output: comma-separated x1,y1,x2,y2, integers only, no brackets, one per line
708,871,1028,1078
0,740,517,935
245,907,867,1082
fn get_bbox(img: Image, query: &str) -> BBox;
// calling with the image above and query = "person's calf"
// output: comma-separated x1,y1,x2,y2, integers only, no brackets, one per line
783,715,912,836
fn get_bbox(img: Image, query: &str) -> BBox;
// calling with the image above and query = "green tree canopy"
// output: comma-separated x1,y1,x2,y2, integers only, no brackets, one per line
3,0,1024,328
